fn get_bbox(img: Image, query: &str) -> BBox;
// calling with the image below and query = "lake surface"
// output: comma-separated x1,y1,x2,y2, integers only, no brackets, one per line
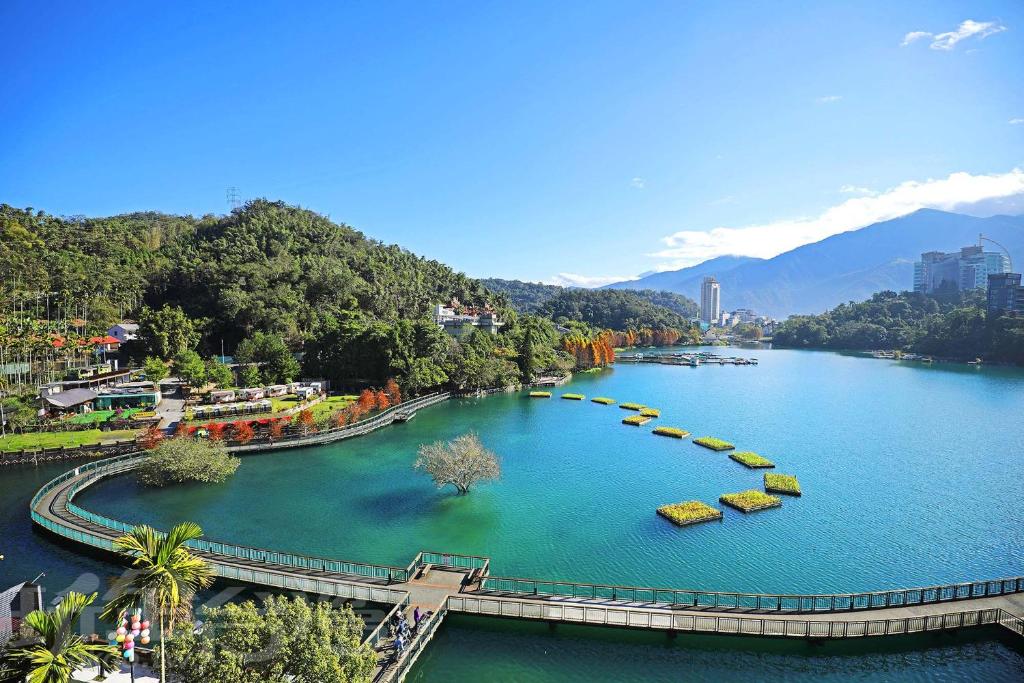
5,346,1024,680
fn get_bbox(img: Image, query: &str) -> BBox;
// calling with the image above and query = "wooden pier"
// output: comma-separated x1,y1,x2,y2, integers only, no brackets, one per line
616,352,758,367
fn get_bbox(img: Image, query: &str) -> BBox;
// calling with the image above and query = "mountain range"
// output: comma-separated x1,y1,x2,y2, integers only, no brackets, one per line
603,209,1024,318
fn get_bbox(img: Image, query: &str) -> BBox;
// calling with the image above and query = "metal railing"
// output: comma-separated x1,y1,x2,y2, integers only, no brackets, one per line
1000,609,1024,637
365,598,411,650
478,574,1024,614
448,595,1006,638
377,607,448,683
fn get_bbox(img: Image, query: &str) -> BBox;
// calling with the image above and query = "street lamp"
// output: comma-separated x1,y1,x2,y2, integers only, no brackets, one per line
107,608,151,682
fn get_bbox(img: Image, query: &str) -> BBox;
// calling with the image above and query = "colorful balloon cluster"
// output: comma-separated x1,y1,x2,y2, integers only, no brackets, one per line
106,610,151,662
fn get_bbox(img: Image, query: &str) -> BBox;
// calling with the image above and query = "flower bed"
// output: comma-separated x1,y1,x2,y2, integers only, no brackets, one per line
653,426,689,438
591,397,616,405
719,489,782,513
622,415,652,426
619,402,645,411
729,451,775,468
561,393,585,400
764,473,802,496
657,501,723,526
693,437,735,451
529,391,552,398
640,408,660,417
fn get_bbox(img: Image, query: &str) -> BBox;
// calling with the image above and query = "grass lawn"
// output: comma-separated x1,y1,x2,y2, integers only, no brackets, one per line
67,410,115,425
0,429,140,452
271,395,356,418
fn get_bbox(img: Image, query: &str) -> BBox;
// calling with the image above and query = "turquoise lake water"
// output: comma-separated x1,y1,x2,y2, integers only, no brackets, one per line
5,346,1024,680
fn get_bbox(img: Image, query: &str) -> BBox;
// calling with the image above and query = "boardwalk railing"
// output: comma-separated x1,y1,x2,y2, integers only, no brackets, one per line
479,574,1024,614
377,607,448,683
1000,609,1024,637
365,598,411,651
449,595,1007,639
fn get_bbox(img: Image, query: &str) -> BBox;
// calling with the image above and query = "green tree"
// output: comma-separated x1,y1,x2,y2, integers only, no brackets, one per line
204,358,234,387
173,349,206,386
238,364,261,388
138,438,240,487
101,523,215,683
144,356,169,382
0,592,119,683
139,304,201,359
234,332,299,384
161,595,375,683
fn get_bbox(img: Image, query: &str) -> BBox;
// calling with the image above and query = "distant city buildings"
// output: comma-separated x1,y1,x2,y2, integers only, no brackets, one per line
432,298,503,339
913,246,1009,295
987,272,1024,317
700,277,721,325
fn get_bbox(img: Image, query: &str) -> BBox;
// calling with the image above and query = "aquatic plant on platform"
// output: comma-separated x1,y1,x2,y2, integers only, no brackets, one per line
729,451,775,469
591,397,616,405
622,415,652,426
640,408,660,417
719,489,782,513
693,437,735,451
764,473,802,496
619,403,645,411
528,391,551,398
652,426,689,438
561,393,585,400
656,501,723,526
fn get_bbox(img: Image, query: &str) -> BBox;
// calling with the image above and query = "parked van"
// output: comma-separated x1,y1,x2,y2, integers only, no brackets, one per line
239,388,265,401
210,390,236,404
265,385,288,397
295,386,315,400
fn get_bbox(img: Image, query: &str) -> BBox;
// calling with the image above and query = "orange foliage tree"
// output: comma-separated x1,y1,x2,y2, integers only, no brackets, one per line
358,389,377,412
233,420,255,444
385,378,402,405
269,418,284,439
375,390,390,410
207,422,226,442
139,426,165,450
297,409,315,434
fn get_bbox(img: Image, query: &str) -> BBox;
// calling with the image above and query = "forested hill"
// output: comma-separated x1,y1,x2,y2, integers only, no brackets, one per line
482,278,699,324
1,200,497,348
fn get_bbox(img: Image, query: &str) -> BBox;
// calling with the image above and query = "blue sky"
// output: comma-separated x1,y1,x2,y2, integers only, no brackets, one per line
2,1,1022,285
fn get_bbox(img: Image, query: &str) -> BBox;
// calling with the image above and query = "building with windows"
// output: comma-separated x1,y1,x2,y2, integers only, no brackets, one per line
987,272,1024,317
913,246,1010,294
700,277,721,325
432,300,504,339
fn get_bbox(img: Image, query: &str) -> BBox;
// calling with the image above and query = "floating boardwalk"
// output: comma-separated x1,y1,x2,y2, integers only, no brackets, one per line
27,394,1024,681
617,352,758,367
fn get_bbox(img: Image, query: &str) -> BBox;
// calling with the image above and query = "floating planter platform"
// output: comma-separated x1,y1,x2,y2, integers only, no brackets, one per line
622,415,652,426
657,501,723,527
719,489,782,513
653,426,689,438
528,391,552,398
561,393,585,400
591,397,616,405
729,451,775,469
764,473,802,496
620,402,645,411
693,437,735,451
640,408,660,417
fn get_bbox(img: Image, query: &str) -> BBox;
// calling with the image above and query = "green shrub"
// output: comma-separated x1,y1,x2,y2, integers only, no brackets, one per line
693,436,734,451
591,397,616,405
619,402,645,411
653,426,689,438
729,451,775,468
764,473,802,496
640,408,660,417
657,501,722,526
561,393,585,400
719,489,782,512
622,415,652,426
528,391,552,398
138,438,240,487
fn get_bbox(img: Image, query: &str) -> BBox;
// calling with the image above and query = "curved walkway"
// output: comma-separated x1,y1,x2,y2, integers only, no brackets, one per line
27,393,1024,679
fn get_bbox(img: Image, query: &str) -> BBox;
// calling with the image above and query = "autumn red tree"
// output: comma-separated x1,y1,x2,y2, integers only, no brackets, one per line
233,420,255,444
297,408,315,435
207,422,226,442
139,425,164,450
385,378,402,405
358,389,377,412
375,390,390,409
174,421,191,438
269,418,284,439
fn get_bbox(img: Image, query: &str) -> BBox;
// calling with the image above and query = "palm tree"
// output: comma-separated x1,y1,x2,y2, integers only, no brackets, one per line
0,591,119,683
100,522,214,683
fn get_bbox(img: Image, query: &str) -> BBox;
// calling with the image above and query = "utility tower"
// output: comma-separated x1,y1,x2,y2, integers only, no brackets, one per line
226,187,242,211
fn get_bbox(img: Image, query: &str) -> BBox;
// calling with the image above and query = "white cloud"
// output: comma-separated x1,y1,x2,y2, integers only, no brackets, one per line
902,20,1006,50
650,169,1024,269
816,95,842,104
901,31,932,47
546,272,635,288
1010,118,1024,125
630,177,646,189
839,184,876,195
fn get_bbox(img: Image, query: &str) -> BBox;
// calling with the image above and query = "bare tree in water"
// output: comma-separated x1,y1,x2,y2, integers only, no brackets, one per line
414,432,500,494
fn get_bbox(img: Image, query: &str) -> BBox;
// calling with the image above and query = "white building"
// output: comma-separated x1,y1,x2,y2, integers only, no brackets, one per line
700,277,721,325
107,322,139,343
432,302,503,339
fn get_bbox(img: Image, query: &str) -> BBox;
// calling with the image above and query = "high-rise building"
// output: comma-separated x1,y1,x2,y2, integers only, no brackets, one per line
701,276,720,325
987,273,1024,317
913,246,1010,294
